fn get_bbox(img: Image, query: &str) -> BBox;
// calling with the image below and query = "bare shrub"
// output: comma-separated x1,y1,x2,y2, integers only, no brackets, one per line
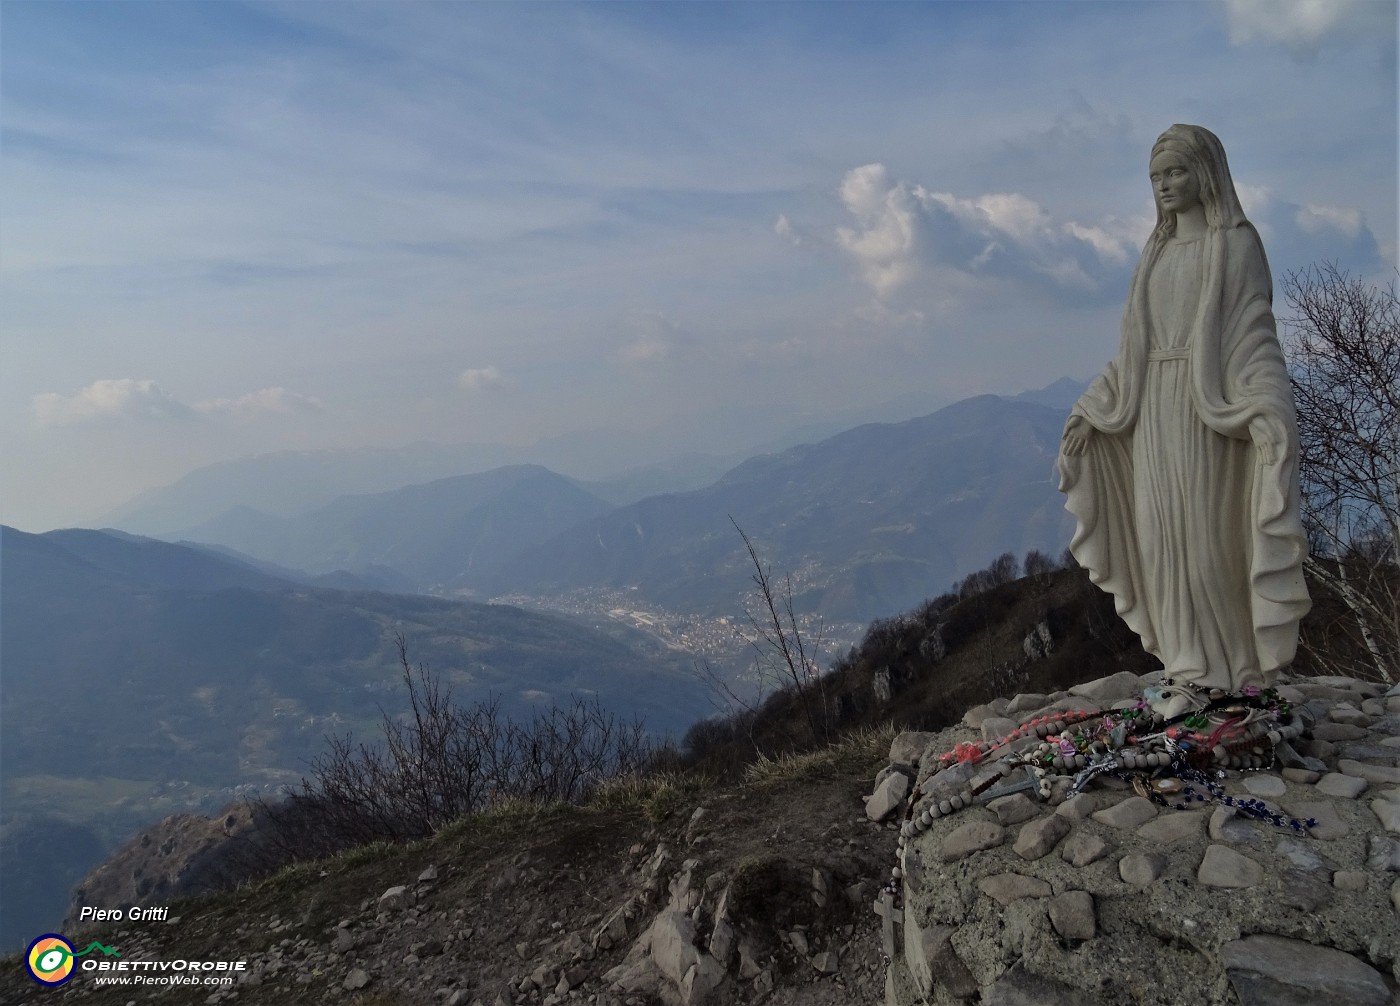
242,636,655,870
730,519,831,745
1282,263,1398,682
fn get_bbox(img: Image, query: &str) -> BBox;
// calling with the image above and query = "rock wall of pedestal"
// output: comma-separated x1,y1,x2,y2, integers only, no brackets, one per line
875,672,1400,1006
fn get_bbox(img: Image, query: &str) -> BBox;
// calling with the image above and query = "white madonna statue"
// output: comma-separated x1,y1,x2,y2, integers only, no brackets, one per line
1057,124,1311,709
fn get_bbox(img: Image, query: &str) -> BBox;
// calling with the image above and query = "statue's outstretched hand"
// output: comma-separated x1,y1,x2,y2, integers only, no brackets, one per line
1062,415,1093,457
1249,416,1279,465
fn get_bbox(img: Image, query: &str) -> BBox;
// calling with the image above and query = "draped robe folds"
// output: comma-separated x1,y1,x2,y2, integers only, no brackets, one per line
1056,224,1311,690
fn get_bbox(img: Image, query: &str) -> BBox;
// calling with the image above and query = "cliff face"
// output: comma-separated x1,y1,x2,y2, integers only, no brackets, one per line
62,804,260,934
879,672,1400,1006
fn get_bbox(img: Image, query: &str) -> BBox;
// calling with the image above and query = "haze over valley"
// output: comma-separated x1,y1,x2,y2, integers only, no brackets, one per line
2,381,1085,947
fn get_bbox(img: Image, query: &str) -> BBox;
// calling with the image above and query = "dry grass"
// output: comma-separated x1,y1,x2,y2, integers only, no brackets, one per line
742,722,895,786
589,771,709,823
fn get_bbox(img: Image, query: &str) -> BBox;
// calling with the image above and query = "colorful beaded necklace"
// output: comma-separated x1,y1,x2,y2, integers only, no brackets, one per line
877,683,1315,961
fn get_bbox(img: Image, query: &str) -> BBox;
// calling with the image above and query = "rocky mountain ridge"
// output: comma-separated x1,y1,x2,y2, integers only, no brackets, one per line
128,390,1081,624
8,667,1399,1006
484,394,1075,623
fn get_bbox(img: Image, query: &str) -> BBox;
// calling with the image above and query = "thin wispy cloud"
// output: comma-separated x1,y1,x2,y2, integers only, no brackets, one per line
1224,0,1393,55
458,366,506,392
33,379,192,428
617,311,698,369
33,380,324,428
194,387,324,419
1,1,1393,530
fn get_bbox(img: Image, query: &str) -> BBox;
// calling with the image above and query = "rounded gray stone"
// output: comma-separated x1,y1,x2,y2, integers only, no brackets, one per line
1091,796,1158,830
1339,759,1400,784
1315,772,1368,798
1283,799,1349,840
1241,774,1287,797
940,819,1005,862
1059,830,1111,868
1013,814,1070,861
1005,692,1051,715
1047,890,1095,941
1135,809,1206,845
1333,870,1367,891
1209,806,1266,847
1328,705,1373,727
1054,793,1097,819
1310,721,1369,742
1367,834,1400,871
1275,835,1329,872
1371,797,1400,834
866,771,911,822
988,793,1042,826
1338,741,1400,763
890,730,940,766
1221,934,1391,1006
1119,852,1168,886
977,873,1052,905
1198,844,1264,888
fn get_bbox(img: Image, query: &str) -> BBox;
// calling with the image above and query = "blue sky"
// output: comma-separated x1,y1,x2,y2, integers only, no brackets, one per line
2,0,1395,530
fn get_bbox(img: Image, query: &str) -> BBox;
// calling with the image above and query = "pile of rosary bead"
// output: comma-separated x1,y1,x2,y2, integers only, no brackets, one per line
896,683,1307,844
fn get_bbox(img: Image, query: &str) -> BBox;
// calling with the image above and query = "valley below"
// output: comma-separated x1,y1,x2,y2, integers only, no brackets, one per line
1,385,1083,952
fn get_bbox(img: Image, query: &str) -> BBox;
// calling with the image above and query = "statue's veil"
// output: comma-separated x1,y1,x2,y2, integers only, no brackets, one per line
1149,123,1271,297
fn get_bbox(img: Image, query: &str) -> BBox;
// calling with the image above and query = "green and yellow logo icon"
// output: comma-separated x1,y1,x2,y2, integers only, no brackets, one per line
24,934,119,986
25,934,75,986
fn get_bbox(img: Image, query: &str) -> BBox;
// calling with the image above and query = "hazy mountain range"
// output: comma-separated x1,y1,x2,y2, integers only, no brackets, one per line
134,381,1084,623
172,465,616,593
96,383,974,538
484,393,1078,622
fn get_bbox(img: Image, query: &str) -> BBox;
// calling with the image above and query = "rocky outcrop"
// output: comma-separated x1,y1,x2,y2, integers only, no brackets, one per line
879,672,1400,1005
600,837,873,1004
1021,620,1053,661
63,803,259,931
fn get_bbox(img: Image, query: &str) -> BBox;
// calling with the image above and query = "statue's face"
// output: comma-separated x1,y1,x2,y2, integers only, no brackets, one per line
1149,151,1201,217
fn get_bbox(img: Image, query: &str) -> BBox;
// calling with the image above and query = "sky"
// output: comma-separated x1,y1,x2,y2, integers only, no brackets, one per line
2,0,1396,532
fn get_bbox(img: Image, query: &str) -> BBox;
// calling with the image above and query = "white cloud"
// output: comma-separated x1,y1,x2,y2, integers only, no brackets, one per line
1224,0,1390,54
1062,222,1139,266
33,379,192,427
834,164,924,299
1231,184,1382,274
1296,203,1363,238
833,163,1139,303
773,214,803,247
617,311,695,368
33,379,326,428
194,387,324,418
1235,182,1273,220
457,366,505,391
